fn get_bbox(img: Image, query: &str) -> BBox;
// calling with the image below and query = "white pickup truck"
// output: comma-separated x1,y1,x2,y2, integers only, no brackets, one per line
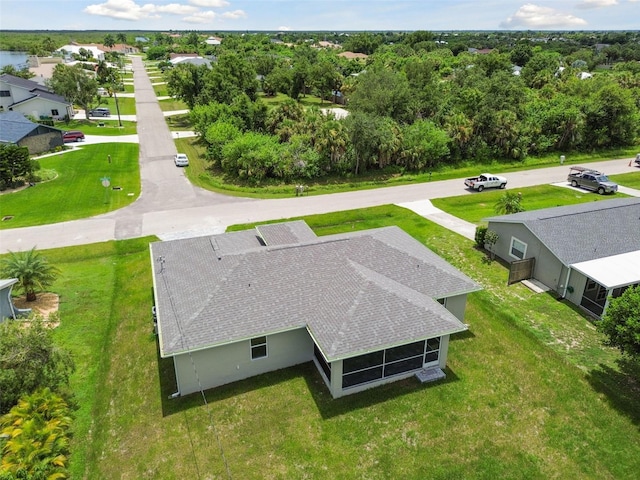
464,173,507,192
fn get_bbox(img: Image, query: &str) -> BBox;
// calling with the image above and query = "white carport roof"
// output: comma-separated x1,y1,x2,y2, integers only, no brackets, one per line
572,250,640,289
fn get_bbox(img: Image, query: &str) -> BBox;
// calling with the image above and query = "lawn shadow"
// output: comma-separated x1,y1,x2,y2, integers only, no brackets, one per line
158,356,461,419
305,364,461,420
586,357,640,426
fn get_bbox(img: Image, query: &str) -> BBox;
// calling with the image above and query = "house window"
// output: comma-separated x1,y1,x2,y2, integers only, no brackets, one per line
0,90,10,97
51,109,59,116
509,237,527,260
250,336,267,359
586,280,597,292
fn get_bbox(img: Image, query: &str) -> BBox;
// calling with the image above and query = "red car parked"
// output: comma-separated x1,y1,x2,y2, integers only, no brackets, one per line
63,130,85,143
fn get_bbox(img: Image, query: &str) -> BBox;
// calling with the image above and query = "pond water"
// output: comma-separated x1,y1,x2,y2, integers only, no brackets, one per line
0,51,29,70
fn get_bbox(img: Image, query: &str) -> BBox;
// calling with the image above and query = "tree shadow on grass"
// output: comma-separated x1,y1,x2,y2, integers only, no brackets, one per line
586,357,640,426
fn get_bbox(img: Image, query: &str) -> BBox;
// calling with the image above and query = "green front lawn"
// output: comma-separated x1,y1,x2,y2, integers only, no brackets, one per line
94,96,136,115
0,143,139,229
41,206,639,479
610,170,640,189
431,184,628,224
56,119,137,135
165,113,192,130
159,98,188,112
153,84,168,97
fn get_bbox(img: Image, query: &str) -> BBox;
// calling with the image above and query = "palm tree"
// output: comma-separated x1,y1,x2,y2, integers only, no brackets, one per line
0,248,60,302
495,192,525,215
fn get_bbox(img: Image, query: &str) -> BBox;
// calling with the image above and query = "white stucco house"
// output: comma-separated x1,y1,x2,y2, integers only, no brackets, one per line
56,44,105,61
151,221,481,399
485,197,640,318
0,74,74,120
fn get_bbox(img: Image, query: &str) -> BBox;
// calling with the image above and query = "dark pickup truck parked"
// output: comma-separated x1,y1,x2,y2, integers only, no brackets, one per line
567,166,618,194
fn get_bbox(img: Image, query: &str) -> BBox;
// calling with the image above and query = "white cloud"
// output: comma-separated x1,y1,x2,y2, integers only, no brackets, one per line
183,10,216,23
500,3,588,28
189,0,229,6
221,9,246,19
156,3,199,15
576,0,618,8
576,0,618,9
84,0,199,20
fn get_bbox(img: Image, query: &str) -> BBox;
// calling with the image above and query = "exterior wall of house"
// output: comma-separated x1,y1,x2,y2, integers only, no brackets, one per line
0,286,16,321
11,98,72,120
0,82,30,108
566,269,588,306
443,294,468,321
173,327,314,396
327,334,452,398
488,222,565,291
19,131,63,154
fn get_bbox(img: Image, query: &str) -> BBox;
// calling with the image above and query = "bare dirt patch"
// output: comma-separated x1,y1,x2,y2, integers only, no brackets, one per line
13,292,60,326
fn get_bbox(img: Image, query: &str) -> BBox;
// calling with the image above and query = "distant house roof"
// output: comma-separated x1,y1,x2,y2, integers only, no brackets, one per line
485,198,640,266
169,56,212,68
0,111,60,144
468,48,496,54
169,53,199,60
338,51,368,60
151,221,480,361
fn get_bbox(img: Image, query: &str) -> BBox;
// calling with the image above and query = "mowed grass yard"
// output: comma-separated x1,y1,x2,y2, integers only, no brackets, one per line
41,206,640,479
0,143,139,229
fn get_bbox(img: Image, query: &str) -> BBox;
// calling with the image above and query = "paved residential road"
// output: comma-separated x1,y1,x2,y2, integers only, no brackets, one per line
1,56,638,253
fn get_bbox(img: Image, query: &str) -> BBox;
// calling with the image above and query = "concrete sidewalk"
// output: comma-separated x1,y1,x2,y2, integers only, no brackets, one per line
396,200,477,240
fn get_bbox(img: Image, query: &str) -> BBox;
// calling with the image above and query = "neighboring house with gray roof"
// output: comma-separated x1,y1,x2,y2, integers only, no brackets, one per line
150,221,480,399
485,198,640,317
0,111,63,154
0,73,74,121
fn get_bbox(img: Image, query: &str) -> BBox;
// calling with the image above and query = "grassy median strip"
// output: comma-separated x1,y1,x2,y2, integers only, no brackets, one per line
0,143,140,229
37,206,639,479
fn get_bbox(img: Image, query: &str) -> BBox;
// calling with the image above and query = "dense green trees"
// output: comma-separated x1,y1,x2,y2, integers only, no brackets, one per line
598,286,640,358
47,64,99,117
0,145,33,190
0,388,73,479
0,318,74,414
158,30,639,184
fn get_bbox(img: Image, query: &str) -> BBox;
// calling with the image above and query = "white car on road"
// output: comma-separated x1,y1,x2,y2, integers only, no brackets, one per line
174,153,189,167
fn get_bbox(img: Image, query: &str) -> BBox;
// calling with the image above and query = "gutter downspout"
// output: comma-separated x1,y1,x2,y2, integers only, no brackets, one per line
562,266,571,298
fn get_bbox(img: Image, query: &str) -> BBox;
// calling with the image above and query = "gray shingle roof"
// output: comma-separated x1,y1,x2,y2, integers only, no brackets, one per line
485,197,640,265
0,111,40,143
0,73,70,107
151,223,480,361
256,220,317,245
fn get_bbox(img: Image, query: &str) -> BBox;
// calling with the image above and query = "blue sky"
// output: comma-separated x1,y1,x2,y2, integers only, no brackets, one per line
1,0,639,31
